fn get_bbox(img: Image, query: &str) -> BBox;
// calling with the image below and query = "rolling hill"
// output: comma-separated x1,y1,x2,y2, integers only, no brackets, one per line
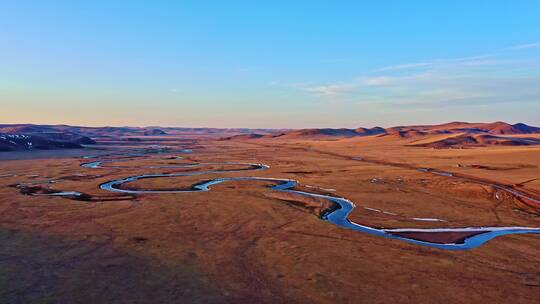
410,134,540,148
1,122,539,149
219,121,540,147
0,134,92,151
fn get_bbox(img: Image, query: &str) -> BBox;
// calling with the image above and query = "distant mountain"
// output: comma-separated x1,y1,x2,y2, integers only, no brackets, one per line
1,122,538,148
0,125,58,134
387,121,540,135
384,129,430,138
0,124,99,152
218,121,540,142
221,133,266,140
279,128,359,138
0,124,169,138
269,127,386,139
142,128,167,136
411,134,540,148
356,127,386,135
0,124,288,138
512,123,540,134
0,134,92,151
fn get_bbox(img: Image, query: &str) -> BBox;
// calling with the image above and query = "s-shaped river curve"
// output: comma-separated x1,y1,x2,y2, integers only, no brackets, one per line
83,156,540,250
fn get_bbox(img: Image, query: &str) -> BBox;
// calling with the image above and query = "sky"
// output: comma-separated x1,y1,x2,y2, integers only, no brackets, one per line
1,1,539,128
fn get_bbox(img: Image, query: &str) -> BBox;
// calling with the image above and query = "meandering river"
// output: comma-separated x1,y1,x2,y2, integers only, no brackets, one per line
78,153,540,250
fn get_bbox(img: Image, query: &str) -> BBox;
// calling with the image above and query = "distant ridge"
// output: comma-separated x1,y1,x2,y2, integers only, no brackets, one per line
386,121,540,135
218,121,540,147
221,133,266,140
1,122,539,149
221,121,540,140
0,124,283,138
271,127,386,139
0,134,94,151
410,134,540,148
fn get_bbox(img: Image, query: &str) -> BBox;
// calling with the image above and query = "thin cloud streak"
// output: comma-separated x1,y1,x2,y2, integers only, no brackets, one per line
301,84,354,96
376,62,431,71
376,54,494,72
509,42,540,50
294,44,540,109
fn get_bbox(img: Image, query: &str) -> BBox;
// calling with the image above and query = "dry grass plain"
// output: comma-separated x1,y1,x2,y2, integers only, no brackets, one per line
0,136,539,303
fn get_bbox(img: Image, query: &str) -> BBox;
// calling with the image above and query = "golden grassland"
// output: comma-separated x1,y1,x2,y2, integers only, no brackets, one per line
0,136,539,303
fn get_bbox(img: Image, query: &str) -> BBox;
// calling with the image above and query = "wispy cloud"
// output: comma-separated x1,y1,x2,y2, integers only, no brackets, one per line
377,62,431,72
361,76,394,86
292,44,540,109
299,83,353,96
360,73,431,86
376,54,493,72
509,42,540,50
431,54,493,63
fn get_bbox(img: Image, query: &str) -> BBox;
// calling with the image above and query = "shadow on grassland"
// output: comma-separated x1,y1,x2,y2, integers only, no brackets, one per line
0,229,225,304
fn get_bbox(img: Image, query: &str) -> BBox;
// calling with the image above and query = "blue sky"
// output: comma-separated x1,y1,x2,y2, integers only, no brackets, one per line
1,1,539,128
